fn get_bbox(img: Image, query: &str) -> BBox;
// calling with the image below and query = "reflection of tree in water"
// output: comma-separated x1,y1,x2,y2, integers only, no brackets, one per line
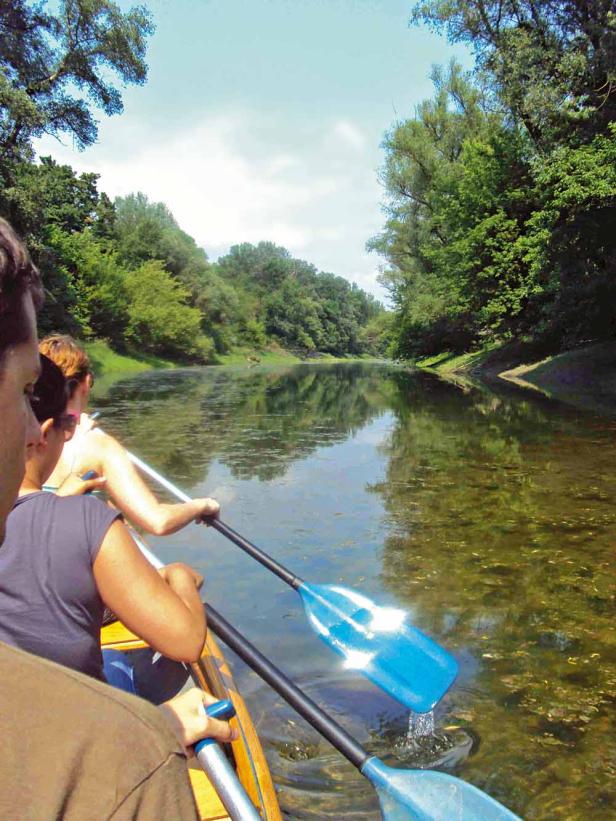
96,363,396,486
370,371,616,819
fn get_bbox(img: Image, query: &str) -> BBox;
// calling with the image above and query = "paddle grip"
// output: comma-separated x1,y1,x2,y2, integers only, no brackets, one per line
194,698,260,821
194,699,235,752
205,604,370,772
210,519,303,589
80,470,99,494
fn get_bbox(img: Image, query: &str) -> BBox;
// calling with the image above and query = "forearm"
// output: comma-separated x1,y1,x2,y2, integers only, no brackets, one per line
150,501,205,536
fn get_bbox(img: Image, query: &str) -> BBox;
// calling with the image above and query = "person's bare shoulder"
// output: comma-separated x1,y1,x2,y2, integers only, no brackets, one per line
75,427,120,473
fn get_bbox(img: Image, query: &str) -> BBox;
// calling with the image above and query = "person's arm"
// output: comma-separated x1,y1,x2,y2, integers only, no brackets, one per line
93,520,206,662
78,432,219,536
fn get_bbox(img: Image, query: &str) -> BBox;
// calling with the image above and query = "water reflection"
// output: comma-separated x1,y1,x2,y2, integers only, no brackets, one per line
94,363,616,820
95,363,392,484
372,371,616,819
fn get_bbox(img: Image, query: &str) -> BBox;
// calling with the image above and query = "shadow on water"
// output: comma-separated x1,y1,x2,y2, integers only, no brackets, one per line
95,362,616,820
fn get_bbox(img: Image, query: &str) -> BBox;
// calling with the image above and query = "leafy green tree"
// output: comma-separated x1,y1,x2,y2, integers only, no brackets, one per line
113,193,207,281
1,156,101,239
0,0,153,162
0,155,117,333
216,241,293,291
264,277,324,352
412,0,616,150
371,2,616,357
46,227,128,340
362,311,395,357
528,124,616,343
216,241,384,356
124,260,210,361
370,62,514,356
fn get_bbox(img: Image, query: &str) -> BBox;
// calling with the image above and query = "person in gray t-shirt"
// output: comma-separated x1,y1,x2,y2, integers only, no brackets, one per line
0,354,207,694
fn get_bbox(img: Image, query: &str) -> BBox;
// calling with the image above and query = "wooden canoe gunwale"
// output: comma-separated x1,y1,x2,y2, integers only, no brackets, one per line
100,621,281,821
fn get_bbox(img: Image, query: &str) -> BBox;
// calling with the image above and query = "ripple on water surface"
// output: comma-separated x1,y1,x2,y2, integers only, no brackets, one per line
248,673,476,819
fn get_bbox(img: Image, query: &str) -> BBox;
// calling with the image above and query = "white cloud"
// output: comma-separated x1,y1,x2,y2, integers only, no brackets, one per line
35,108,388,300
332,120,367,151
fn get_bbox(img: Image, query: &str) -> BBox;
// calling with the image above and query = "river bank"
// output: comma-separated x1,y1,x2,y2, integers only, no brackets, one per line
417,341,616,417
85,340,176,376
86,338,380,380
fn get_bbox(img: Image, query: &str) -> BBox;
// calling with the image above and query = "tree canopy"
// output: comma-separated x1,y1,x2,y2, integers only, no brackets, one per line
0,0,153,162
373,3,616,359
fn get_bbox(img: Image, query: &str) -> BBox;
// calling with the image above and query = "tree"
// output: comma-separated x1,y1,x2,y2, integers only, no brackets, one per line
411,0,616,150
1,156,101,239
370,62,514,356
216,241,293,291
0,155,117,332
0,0,153,162
46,227,129,340
124,260,211,361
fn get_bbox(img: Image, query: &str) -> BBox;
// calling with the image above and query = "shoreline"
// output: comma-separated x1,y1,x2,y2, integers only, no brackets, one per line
86,338,384,381
417,342,616,417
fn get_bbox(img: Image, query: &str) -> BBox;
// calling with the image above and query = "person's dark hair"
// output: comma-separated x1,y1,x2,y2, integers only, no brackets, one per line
0,218,44,366
32,355,69,424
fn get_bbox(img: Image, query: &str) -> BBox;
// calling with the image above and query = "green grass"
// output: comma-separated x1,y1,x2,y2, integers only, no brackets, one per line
415,343,500,374
214,345,303,366
85,338,386,381
85,340,176,377
414,338,616,416
213,345,381,366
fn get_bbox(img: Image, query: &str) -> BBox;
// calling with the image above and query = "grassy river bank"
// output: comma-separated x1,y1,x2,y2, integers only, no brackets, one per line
417,341,616,417
85,339,380,381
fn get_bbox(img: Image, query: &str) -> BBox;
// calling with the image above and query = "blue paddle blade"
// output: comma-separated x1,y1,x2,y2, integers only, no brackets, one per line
298,583,458,713
362,758,521,821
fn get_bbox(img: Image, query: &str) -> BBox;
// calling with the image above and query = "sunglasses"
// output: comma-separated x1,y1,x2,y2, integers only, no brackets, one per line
54,413,79,441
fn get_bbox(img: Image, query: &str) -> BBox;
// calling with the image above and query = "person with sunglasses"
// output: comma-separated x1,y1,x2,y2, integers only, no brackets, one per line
40,334,221,536
0,352,208,691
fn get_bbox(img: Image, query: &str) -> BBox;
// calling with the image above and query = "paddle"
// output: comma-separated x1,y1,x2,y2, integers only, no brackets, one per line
196,699,261,821
126,449,458,713
205,604,521,821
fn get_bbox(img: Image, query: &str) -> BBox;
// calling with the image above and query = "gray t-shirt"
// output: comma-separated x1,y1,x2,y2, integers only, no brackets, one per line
0,491,120,680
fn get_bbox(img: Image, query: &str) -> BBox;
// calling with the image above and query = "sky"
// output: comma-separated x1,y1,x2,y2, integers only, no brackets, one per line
35,0,470,301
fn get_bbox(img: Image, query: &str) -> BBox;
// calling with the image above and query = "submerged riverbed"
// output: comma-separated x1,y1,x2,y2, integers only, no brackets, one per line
95,362,615,820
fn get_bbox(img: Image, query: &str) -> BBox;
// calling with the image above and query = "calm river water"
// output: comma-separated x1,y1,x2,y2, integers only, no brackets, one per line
95,362,615,820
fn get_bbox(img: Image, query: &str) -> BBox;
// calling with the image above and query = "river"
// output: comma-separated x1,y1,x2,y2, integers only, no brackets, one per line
94,361,615,820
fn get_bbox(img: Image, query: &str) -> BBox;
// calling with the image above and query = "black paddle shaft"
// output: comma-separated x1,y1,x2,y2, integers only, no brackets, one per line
205,604,370,772
209,519,303,590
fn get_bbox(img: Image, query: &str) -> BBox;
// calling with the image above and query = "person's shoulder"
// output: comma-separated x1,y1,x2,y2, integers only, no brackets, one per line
81,425,123,458
46,490,110,517
0,641,181,755
0,643,197,820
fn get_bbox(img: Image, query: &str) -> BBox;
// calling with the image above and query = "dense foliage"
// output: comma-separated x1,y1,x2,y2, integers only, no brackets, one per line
373,1,616,358
0,1,387,363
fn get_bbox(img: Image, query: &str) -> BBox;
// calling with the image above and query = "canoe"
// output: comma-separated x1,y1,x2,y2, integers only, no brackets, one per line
101,620,282,821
